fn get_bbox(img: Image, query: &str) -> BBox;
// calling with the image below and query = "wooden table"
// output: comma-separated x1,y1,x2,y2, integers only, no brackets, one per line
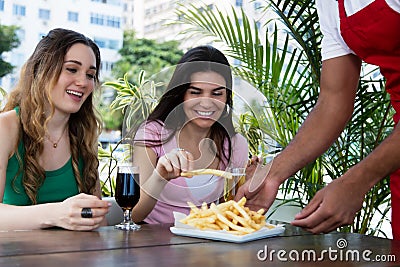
0,223,399,266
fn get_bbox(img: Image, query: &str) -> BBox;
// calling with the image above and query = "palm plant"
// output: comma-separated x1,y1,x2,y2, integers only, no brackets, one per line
0,86,6,107
176,0,391,236
99,71,161,196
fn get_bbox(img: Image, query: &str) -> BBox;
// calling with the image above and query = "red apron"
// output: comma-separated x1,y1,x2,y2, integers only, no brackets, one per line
338,0,400,239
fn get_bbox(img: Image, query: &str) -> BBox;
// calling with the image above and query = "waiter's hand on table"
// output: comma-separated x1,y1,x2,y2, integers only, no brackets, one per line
291,177,365,233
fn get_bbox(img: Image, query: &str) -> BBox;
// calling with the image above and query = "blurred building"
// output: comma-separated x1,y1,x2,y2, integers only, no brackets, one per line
0,0,267,97
0,0,124,91
122,0,269,109
0,0,267,91
124,0,266,50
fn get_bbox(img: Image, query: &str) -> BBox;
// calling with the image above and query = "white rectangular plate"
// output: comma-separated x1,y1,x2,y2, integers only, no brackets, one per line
170,211,285,243
170,224,285,243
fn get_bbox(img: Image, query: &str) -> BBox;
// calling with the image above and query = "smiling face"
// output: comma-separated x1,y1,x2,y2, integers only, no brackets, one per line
183,71,228,130
51,43,97,115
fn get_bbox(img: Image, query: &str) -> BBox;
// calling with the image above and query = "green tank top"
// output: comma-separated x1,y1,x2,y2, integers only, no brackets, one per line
3,107,81,205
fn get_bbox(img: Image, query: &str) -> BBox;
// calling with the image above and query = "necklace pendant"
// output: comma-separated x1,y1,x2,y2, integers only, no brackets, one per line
53,143,58,148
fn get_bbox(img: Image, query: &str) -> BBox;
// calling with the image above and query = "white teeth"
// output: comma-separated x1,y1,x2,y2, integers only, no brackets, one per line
197,111,213,116
66,90,83,97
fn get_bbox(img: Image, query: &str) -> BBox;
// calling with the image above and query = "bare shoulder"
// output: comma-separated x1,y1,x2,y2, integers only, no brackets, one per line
0,110,20,158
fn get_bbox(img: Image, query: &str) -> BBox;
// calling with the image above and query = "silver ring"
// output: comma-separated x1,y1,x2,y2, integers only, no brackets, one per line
81,207,93,218
175,148,185,151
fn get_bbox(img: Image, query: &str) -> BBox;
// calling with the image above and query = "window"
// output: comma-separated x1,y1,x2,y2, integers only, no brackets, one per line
235,0,243,7
94,38,120,50
0,0,5,11
106,0,121,6
106,16,120,28
91,0,121,6
100,61,114,72
68,11,79,22
38,32,47,41
39,9,50,20
91,13,120,28
90,13,104,25
108,40,119,50
94,38,106,48
13,4,26,16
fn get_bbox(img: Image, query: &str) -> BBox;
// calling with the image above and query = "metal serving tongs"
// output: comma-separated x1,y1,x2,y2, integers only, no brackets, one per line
180,169,233,179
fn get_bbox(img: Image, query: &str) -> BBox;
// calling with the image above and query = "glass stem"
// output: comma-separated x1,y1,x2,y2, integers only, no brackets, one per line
124,209,132,223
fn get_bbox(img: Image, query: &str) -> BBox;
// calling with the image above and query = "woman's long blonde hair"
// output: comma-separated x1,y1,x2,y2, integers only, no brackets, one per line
2,28,102,204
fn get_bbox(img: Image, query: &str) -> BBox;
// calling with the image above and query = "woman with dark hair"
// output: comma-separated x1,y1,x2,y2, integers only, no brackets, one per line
131,45,249,224
0,28,110,231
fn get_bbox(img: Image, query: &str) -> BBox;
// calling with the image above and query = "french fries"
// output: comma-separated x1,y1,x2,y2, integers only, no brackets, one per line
181,169,233,179
180,197,268,235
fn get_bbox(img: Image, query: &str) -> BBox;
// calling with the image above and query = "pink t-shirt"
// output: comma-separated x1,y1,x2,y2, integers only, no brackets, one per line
135,121,249,224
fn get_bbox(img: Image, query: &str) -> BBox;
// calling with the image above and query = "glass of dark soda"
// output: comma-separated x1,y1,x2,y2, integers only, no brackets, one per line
114,164,141,231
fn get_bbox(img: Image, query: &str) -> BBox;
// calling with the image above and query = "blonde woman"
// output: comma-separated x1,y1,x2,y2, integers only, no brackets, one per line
0,28,110,231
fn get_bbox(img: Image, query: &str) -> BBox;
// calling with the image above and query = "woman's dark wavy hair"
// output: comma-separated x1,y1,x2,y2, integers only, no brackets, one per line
3,28,102,204
138,45,235,166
